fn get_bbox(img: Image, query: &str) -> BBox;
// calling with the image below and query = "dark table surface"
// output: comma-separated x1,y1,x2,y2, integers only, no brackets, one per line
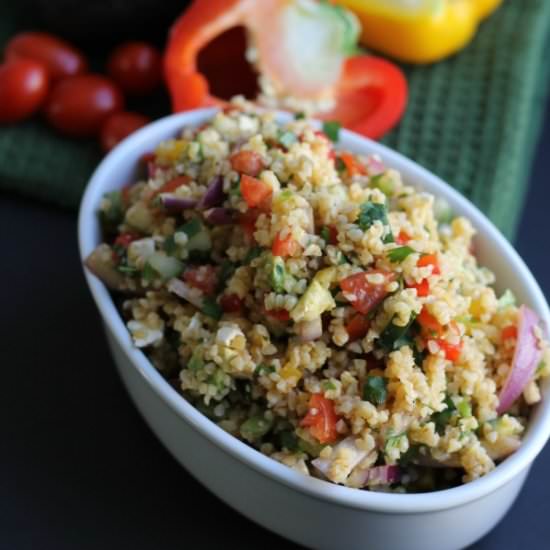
2,99,549,550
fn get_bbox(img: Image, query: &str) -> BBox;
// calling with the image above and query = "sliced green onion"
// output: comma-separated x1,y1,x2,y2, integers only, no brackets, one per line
187,349,203,371
370,173,394,195
457,399,472,418
147,252,183,280
363,375,388,405
387,246,415,263
322,120,341,142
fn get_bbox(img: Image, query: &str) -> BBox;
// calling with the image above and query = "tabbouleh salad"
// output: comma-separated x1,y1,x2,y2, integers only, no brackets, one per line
86,99,550,492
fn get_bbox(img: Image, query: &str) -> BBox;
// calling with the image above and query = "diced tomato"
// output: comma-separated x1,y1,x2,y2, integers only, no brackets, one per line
239,208,261,239
396,230,411,245
114,232,139,248
230,150,264,177
141,152,157,178
501,325,518,340
417,307,444,336
437,339,463,362
417,254,441,275
265,308,290,321
183,265,218,295
338,152,366,177
301,394,340,444
220,293,243,313
345,314,370,341
339,270,396,315
272,232,299,258
407,278,430,297
240,174,272,209
157,175,190,194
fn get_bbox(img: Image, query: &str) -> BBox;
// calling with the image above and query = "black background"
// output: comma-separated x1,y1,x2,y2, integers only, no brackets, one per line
2,100,549,550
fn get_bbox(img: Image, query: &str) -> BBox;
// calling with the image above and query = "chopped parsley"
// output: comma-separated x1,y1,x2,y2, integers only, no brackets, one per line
379,315,417,351
432,396,456,435
387,246,415,263
363,375,388,405
358,201,394,243
201,297,222,320
255,364,276,376
322,120,341,142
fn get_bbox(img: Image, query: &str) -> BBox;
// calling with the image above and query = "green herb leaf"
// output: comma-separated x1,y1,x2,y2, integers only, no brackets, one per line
255,364,276,376
201,297,222,320
141,262,157,282
294,112,306,120
320,226,331,243
335,157,346,173
279,430,299,451
163,234,178,256
363,375,388,405
179,218,202,238
187,349,203,371
379,315,417,351
399,444,420,466
387,246,415,263
432,396,456,435
116,264,138,275
270,256,287,293
358,201,388,230
457,399,472,418
244,247,263,264
322,120,341,142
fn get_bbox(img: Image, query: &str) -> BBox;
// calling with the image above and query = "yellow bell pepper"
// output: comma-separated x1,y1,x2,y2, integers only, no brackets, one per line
334,0,503,63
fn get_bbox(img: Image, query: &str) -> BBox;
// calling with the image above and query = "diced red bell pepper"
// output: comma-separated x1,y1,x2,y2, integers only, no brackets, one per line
183,265,218,295
417,307,444,337
301,393,340,444
396,230,411,245
340,270,396,315
240,174,272,209
338,151,366,176
114,232,140,248
239,208,262,239
417,253,441,275
501,325,518,340
272,232,299,257
230,150,264,177
437,339,463,362
265,308,290,321
407,278,430,297
220,293,243,313
345,314,370,341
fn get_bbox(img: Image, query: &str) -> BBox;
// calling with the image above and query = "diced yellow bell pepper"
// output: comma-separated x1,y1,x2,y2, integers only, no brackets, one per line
334,0,503,63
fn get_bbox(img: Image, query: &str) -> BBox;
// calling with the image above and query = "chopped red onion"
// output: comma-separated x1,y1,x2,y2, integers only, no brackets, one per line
366,156,385,176
351,464,401,488
159,194,198,211
198,176,225,209
203,207,236,225
497,305,542,414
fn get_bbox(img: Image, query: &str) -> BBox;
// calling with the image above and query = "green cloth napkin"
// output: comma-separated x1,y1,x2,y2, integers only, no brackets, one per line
1,0,549,240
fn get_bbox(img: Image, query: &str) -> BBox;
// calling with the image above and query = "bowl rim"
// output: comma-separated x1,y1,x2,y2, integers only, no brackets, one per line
78,107,550,514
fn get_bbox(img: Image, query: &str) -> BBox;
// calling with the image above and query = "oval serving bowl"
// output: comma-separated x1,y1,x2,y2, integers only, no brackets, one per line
78,108,550,550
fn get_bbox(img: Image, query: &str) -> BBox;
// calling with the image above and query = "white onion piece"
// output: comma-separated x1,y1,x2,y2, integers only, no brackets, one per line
312,436,368,482
497,305,542,414
296,317,323,342
167,278,204,308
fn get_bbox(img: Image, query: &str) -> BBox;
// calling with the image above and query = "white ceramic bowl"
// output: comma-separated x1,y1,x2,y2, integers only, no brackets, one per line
78,108,550,550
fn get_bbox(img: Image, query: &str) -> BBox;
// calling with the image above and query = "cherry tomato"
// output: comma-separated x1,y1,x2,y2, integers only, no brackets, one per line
107,41,162,95
5,32,87,81
0,59,49,123
339,270,396,315
301,394,340,444
100,111,150,152
44,75,124,137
